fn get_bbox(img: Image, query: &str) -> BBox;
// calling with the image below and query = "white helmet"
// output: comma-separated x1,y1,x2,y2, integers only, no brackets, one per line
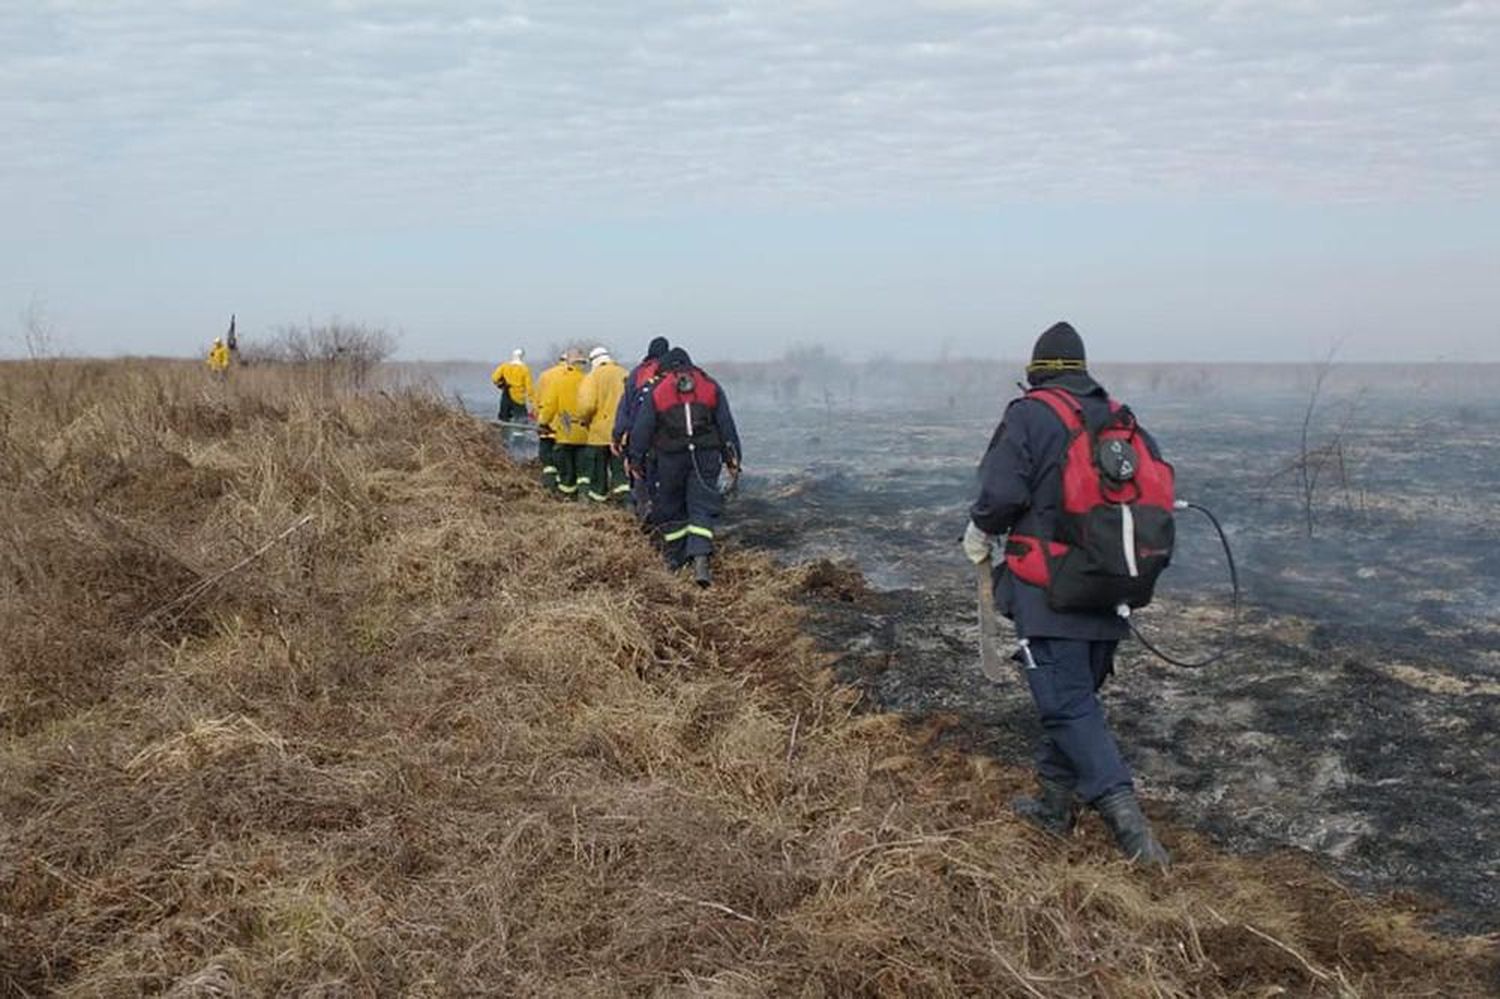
589,346,611,367
511,348,524,361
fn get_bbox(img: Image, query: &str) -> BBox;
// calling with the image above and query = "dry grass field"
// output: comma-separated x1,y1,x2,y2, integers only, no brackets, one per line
1,360,1494,996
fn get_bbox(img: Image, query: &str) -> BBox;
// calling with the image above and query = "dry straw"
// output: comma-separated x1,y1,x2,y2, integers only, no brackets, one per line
1,359,1494,996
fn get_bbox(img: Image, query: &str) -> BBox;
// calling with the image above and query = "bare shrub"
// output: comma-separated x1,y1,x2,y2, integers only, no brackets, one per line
19,296,58,360
242,318,398,388
541,338,595,363
1265,345,1367,537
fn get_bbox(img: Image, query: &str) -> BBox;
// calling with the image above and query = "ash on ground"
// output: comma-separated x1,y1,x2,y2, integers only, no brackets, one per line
725,378,1499,936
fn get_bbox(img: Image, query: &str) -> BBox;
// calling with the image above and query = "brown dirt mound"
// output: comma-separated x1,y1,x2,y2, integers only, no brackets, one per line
1,360,1494,997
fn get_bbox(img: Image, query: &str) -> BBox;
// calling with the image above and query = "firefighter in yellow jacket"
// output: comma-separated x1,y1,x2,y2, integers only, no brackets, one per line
575,346,630,503
533,351,568,491
490,348,532,422
537,348,589,498
206,337,231,380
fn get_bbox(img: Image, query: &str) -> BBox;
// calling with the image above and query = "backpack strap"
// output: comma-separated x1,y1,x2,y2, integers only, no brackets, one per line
1026,387,1086,432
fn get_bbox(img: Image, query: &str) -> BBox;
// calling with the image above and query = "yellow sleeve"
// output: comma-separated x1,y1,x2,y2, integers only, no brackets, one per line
491,364,507,386
537,375,558,426
521,367,533,404
576,371,598,425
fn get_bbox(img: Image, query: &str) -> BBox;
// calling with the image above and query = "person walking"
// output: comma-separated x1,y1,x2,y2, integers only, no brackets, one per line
962,321,1171,867
628,347,741,586
537,348,589,499
613,336,670,517
490,348,533,423
576,346,630,503
206,337,231,380
533,351,569,492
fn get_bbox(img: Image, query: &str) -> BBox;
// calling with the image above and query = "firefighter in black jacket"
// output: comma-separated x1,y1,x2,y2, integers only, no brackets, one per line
628,347,741,587
963,322,1171,867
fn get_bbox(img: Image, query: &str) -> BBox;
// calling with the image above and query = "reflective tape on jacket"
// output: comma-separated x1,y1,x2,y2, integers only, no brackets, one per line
662,526,690,542
686,525,714,539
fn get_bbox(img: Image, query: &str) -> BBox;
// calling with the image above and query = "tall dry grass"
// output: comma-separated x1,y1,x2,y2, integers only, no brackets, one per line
1,359,1493,997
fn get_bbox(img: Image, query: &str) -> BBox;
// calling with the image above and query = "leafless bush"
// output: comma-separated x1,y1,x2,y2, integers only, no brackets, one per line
1265,345,1367,537
19,297,58,360
242,318,398,388
542,339,596,364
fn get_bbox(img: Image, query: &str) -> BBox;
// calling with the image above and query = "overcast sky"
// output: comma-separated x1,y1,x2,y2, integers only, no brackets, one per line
3,0,1497,362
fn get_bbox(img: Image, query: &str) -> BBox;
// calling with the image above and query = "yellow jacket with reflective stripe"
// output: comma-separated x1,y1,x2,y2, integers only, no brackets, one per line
537,363,588,444
490,361,532,405
575,361,628,447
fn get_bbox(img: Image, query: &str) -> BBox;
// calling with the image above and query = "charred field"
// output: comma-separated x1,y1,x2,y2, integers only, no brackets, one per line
2,358,1496,997
723,362,1500,937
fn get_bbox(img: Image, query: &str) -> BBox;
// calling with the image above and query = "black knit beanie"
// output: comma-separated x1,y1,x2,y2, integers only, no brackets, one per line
661,347,692,371
646,336,669,359
1028,322,1086,374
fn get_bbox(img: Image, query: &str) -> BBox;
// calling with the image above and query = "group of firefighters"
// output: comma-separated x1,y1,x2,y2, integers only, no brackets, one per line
491,336,741,588
202,318,1170,867
495,323,1172,867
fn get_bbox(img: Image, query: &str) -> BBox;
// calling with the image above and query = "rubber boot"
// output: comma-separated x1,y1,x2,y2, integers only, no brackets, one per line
1011,776,1079,838
1092,787,1171,868
692,554,712,588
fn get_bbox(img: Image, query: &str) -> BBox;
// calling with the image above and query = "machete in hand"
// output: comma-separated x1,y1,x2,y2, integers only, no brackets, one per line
975,559,1009,682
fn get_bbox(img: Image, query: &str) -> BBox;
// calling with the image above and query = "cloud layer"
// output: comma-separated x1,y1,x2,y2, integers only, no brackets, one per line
4,0,1497,235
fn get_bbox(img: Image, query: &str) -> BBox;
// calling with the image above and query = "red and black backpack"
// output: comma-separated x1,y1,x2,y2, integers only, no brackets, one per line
1004,387,1176,612
633,357,661,390
650,367,723,454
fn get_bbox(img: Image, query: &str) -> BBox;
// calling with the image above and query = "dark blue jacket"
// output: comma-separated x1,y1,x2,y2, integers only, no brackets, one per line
628,369,742,467
612,359,660,447
971,372,1156,641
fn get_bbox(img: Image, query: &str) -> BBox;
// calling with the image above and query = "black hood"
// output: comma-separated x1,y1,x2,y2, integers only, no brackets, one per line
646,336,669,360
660,347,692,371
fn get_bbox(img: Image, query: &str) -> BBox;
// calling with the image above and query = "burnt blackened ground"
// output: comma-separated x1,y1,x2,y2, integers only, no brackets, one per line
727,389,1500,935
455,370,1500,933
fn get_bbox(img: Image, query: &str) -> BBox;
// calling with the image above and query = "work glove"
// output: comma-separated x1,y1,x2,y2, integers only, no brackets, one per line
962,521,996,565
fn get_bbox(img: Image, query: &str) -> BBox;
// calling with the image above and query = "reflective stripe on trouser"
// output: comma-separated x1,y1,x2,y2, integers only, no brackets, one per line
1021,637,1132,804
554,444,584,497
584,445,627,502
653,449,723,563
538,437,558,489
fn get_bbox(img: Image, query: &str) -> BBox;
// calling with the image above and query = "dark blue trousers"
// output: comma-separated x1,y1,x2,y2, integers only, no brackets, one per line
1021,637,1133,803
631,455,658,521
653,449,723,565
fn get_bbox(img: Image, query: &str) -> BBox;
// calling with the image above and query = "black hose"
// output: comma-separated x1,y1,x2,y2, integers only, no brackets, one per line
1128,500,1240,669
